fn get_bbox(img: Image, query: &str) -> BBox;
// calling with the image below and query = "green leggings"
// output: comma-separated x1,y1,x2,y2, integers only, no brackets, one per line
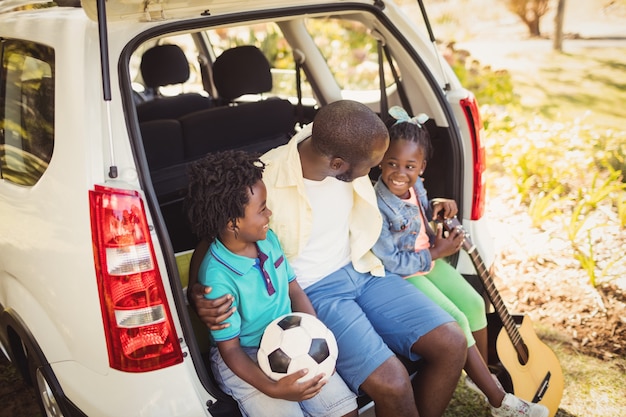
405,259,487,347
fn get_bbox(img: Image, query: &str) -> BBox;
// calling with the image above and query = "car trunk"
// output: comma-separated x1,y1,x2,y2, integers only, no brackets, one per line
88,0,467,413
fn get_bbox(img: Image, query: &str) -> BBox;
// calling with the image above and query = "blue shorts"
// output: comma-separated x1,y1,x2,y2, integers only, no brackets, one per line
210,346,357,417
303,264,454,393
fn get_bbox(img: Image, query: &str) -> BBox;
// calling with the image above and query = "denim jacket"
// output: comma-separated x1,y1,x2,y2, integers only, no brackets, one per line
372,177,435,276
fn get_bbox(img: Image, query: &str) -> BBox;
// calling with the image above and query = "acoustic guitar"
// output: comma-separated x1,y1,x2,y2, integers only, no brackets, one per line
440,217,564,417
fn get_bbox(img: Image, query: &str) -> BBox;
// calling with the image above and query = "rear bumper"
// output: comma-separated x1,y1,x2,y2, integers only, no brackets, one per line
49,359,214,417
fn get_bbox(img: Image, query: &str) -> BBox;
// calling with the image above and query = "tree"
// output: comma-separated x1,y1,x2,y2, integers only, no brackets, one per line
506,0,551,37
553,0,566,51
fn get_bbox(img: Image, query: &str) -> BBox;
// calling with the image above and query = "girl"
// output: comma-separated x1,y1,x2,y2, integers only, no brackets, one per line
372,106,548,417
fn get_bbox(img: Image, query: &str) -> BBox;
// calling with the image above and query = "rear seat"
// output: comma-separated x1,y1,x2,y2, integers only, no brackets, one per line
179,99,295,157
139,119,185,170
194,44,296,154
142,45,298,253
142,44,296,176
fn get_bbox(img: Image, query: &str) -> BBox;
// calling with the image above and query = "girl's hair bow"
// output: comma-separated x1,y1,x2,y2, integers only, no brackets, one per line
389,106,429,127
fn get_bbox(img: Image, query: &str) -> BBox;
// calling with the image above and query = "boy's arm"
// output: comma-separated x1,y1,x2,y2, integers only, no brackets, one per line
188,239,236,330
288,280,316,316
217,338,325,401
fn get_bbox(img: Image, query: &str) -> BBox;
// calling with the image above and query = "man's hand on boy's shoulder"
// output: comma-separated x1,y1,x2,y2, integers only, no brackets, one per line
189,283,236,330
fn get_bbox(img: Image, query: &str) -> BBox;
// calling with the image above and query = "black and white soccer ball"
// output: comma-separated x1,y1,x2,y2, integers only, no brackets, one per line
257,312,338,382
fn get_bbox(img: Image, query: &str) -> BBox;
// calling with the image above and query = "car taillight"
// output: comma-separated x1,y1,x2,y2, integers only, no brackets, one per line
460,95,485,221
89,185,183,372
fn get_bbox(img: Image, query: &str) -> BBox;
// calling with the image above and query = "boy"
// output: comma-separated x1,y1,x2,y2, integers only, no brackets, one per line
185,150,357,417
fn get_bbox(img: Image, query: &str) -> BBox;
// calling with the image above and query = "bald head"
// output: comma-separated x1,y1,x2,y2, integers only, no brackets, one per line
311,100,389,164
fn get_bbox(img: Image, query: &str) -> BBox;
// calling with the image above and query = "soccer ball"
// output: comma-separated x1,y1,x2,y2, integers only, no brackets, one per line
257,312,338,383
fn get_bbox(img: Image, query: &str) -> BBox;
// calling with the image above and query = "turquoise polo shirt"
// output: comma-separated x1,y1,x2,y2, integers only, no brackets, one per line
198,229,296,347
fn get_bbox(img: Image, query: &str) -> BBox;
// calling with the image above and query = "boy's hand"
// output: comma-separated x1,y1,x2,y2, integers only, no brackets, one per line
273,370,326,401
189,283,235,330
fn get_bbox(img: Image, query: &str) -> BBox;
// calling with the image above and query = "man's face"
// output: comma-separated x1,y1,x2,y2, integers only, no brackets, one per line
335,136,389,182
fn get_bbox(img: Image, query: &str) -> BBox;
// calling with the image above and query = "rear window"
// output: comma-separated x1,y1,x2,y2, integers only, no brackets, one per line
0,39,55,186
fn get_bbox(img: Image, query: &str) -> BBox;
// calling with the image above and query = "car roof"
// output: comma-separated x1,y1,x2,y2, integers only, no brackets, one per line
80,0,375,22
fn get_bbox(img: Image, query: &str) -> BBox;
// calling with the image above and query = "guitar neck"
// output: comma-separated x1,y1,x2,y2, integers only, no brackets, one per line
465,243,529,364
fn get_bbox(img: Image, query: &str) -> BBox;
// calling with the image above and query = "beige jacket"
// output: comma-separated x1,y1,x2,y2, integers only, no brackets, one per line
261,124,386,280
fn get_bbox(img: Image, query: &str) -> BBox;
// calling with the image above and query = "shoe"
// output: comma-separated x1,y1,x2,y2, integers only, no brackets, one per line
490,393,549,417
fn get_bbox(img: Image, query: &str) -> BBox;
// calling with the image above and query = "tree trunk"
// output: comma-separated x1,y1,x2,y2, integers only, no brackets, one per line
507,0,550,38
553,0,566,51
527,18,541,37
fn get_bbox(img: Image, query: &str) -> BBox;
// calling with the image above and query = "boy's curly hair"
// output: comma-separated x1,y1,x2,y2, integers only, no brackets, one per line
185,150,265,244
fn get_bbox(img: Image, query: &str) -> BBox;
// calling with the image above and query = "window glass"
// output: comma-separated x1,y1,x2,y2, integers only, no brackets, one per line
0,40,54,186
305,17,395,101
131,25,314,102
206,22,313,101
131,34,206,99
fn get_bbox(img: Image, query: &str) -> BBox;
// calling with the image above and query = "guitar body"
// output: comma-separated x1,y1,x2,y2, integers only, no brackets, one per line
440,217,564,417
494,315,564,417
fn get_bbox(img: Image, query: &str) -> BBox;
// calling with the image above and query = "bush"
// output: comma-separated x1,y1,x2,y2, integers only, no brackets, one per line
444,42,519,107
482,106,626,285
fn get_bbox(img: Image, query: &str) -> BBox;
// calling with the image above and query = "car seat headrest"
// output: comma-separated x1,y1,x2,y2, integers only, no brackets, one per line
140,44,190,89
212,45,273,101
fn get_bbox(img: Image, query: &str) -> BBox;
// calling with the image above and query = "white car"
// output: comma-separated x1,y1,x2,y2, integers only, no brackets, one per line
0,0,494,415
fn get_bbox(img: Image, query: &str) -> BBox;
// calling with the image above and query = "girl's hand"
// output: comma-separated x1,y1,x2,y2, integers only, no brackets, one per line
430,223,464,259
271,369,326,401
432,198,458,220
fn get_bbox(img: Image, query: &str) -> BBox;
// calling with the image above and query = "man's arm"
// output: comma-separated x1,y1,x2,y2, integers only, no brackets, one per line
188,239,236,330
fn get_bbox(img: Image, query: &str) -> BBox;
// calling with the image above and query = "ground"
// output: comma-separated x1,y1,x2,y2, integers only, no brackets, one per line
485,177,626,362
